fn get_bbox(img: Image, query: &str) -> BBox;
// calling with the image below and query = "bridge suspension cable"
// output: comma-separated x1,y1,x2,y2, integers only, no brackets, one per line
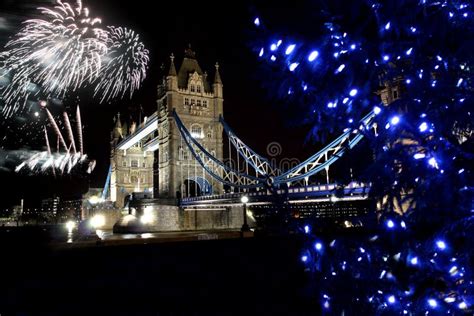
101,165,112,200
220,116,279,177
274,110,377,185
173,110,265,189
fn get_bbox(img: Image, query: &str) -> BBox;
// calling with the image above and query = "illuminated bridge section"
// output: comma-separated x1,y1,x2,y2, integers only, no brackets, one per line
117,112,159,150
180,182,370,208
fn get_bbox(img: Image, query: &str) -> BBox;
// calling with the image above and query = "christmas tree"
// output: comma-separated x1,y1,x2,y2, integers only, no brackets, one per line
252,0,473,314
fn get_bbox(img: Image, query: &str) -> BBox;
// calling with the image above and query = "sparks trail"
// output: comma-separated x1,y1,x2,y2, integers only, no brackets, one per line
63,111,77,154
76,105,83,155
13,105,93,175
45,108,67,151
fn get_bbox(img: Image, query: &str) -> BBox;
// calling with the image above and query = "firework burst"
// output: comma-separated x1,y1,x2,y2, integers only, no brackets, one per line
0,0,149,117
13,105,95,175
94,27,149,102
15,150,94,175
0,0,107,116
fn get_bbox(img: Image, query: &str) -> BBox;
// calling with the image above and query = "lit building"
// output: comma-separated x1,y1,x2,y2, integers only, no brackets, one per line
109,47,224,207
110,114,155,208
58,199,83,221
41,196,60,217
156,47,224,198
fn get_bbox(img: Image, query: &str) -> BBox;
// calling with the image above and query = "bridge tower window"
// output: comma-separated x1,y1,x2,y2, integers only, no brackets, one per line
131,160,138,168
184,98,189,106
191,124,203,139
190,84,195,92
179,146,189,160
196,85,201,93
203,100,207,107
197,99,201,107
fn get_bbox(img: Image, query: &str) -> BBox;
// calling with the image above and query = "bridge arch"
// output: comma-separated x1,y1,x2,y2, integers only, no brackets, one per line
183,176,212,197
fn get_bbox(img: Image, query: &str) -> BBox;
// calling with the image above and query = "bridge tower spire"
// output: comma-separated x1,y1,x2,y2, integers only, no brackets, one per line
213,62,223,99
167,53,178,91
112,112,122,145
156,47,224,198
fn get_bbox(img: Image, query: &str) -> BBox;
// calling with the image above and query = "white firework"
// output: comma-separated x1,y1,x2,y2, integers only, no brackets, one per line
1,0,108,116
0,0,149,117
15,106,94,175
93,26,149,102
15,150,93,174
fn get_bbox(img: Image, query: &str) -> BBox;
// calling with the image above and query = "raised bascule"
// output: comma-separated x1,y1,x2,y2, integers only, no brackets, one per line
107,47,378,231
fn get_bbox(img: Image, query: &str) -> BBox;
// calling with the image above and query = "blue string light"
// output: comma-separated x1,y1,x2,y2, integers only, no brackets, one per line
387,295,396,304
414,153,426,159
285,44,296,55
436,240,447,250
289,62,299,71
304,225,310,234
336,64,345,73
252,0,473,313
427,298,438,308
390,116,400,125
308,50,319,62
419,122,428,132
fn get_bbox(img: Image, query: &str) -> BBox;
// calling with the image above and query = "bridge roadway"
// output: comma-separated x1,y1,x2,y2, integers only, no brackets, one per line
180,182,370,208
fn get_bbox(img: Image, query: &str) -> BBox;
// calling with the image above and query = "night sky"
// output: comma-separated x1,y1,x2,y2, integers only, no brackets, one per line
0,0,370,207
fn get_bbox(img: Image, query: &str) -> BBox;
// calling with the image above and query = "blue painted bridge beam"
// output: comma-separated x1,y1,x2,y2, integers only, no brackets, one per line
180,182,370,207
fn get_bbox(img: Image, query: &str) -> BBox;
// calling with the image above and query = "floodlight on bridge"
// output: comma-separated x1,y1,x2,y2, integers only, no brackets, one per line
65,221,75,231
89,195,104,204
91,214,106,228
240,195,250,232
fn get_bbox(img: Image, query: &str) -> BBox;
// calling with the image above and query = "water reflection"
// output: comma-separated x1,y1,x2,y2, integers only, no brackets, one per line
67,231,73,243
66,221,75,243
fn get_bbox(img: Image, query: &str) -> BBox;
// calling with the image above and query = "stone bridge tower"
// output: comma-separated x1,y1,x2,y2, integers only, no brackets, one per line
157,47,224,198
110,114,155,208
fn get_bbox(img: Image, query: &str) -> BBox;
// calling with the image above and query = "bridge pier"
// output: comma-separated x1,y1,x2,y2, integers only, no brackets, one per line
113,198,248,233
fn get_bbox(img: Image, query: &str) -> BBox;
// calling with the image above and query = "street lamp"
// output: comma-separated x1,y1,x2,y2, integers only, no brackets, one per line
241,195,250,232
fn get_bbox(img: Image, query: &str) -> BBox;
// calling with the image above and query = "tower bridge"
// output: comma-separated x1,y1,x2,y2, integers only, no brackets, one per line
107,47,378,230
